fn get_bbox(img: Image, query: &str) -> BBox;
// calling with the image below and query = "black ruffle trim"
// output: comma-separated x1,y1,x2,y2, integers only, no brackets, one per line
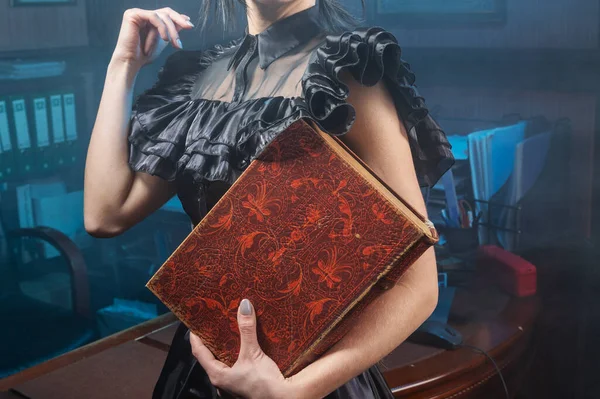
304,27,455,186
128,27,454,187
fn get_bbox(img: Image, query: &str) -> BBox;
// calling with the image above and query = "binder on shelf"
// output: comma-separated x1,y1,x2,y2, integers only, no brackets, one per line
16,184,35,230
0,99,14,179
63,92,79,167
0,78,83,180
15,183,34,261
0,144,4,181
14,181,68,261
33,190,85,259
33,95,52,173
49,93,67,168
10,96,35,178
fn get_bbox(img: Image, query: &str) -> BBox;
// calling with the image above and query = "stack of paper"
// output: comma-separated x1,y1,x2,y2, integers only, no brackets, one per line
33,190,86,258
468,122,527,245
16,181,67,231
15,182,86,259
496,132,552,250
0,61,66,80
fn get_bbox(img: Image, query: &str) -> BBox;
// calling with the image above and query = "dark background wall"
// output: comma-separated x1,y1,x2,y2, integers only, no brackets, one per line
386,0,598,49
0,0,596,268
0,0,597,277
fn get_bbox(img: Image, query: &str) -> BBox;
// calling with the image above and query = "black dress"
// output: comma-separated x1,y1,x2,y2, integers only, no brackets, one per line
128,6,454,399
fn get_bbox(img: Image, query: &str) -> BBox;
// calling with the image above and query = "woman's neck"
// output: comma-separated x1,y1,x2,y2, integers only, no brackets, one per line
246,0,316,35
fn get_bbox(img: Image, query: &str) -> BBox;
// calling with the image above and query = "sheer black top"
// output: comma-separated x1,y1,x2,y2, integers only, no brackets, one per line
128,6,454,226
127,6,454,399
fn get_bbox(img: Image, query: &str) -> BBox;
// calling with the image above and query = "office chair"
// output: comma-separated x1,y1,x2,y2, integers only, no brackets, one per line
0,227,96,379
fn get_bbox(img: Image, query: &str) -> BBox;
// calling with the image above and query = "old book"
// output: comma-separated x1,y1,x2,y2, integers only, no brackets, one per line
146,119,438,376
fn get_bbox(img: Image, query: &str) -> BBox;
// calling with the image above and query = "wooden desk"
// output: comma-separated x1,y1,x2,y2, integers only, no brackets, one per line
1,287,538,399
0,313,178,396
382,286,540,398
0,392,22,399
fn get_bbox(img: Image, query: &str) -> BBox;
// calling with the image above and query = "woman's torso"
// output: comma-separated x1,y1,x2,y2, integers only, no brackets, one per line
129,7,454,398
174,10,329,223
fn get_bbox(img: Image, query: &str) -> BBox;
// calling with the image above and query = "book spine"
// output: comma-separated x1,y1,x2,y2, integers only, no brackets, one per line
285,289,374,376
284,233,435,377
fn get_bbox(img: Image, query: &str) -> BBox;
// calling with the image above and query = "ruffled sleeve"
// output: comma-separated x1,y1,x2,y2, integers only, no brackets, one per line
128,50,204,181
302,27,455,187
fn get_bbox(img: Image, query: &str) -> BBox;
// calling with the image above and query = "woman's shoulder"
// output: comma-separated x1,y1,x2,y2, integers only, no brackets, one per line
307,26,407,87
301,25,412,135
304,26,454,187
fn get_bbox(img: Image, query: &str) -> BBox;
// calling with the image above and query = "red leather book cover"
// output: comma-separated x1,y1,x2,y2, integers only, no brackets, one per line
146,120,438,376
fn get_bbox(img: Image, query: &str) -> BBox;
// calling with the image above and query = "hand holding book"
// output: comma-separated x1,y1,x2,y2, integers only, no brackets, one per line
190,299,294,399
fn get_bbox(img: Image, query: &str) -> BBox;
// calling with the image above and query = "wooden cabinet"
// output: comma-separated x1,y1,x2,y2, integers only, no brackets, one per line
0,0,89,52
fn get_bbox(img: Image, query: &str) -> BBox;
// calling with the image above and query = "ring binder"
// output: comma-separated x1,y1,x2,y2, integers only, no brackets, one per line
0,99,14,179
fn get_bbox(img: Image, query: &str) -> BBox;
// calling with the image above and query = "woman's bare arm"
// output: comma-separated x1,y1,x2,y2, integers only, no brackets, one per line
288,74,440,398
84,7,193,237
83,60,174,237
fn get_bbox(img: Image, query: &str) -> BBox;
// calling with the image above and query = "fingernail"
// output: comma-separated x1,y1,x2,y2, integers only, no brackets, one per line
186,20,194,27
177,38,183,49
240,299,252,315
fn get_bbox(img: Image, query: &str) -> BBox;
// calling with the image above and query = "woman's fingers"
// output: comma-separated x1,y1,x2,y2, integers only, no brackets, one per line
155,9,184,49
114,7,192,66
237,299,263,361
138,7,192,50
189,333,230,386
139,9,169,42
143,27,160,57
161,7,195,30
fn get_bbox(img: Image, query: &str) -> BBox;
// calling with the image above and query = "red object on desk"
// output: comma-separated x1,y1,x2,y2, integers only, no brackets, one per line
477,245,537,297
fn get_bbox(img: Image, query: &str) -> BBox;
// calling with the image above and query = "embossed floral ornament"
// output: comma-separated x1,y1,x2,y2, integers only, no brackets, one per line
305,298,335,327
207,198,234,233
372,203,394,225
311,247,353,289
241,181,282,222
305,205,322,225
278,269,303,297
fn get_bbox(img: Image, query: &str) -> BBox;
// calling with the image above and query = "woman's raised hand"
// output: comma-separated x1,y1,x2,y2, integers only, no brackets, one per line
112,7,195,69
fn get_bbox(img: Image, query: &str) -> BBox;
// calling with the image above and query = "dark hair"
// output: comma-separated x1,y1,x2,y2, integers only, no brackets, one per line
198,0,365,34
